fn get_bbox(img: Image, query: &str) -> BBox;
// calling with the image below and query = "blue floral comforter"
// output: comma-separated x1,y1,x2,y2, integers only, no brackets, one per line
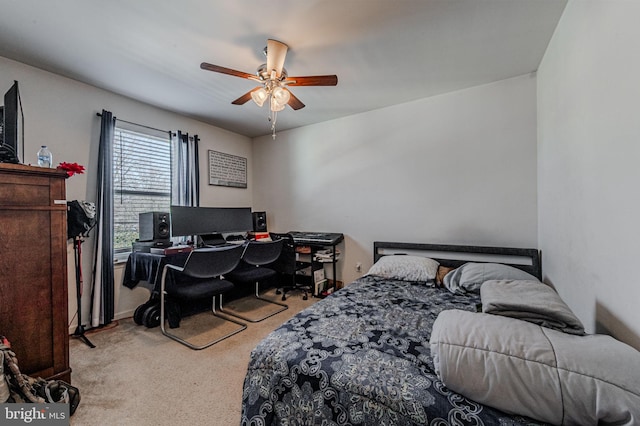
240,275,545,425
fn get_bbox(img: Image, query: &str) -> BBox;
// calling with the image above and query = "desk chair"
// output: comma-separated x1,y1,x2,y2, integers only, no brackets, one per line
221,239,288,322
160,245,246,350
270,232,312,301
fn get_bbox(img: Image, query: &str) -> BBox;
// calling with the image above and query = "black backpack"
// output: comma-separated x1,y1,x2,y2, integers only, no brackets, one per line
67,200,96,239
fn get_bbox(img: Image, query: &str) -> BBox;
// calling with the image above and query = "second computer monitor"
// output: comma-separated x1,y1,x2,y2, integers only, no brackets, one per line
170,206,253,238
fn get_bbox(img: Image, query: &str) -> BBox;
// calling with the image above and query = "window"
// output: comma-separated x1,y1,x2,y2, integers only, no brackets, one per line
113,127,171,252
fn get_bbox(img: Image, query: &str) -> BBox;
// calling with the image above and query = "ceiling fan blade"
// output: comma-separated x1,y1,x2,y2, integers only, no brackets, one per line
231,87,262,105
200,62,257,80
286,90,305,110
266,39,288,78
284,75,338,86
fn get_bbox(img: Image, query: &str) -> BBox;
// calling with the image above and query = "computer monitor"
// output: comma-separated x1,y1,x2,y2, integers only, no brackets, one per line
0,81,21,164
170,206,253,238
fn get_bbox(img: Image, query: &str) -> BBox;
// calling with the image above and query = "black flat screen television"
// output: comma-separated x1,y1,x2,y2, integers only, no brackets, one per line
170,206,253,237
0,81,21,164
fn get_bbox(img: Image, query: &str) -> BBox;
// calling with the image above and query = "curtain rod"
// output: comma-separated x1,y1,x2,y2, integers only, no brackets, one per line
96,112,170,135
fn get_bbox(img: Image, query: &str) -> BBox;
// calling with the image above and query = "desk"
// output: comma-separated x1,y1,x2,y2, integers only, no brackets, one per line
123,251,191,293
123,251,194,328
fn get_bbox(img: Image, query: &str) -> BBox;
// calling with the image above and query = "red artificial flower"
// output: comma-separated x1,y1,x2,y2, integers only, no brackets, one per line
57,162,85,177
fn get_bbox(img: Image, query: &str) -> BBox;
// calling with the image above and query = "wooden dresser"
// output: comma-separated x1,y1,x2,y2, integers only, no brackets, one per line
0,163,71,382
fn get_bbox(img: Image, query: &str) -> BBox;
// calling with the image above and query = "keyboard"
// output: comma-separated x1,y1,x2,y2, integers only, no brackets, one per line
287,232,344,246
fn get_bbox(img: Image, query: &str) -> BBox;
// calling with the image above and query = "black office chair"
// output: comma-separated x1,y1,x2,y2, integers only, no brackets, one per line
221,239,288,322
270,232,311,301
159,244,246,350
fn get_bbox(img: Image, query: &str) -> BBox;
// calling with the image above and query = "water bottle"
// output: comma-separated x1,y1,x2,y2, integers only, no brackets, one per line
37,146,52,168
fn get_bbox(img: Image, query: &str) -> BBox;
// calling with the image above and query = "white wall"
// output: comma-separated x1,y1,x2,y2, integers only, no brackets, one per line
0,56,253,327
537,1,640,348
253,74,539,285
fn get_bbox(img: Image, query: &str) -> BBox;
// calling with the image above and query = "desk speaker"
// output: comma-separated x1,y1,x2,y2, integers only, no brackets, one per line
252,211,267,232
139,212,171,241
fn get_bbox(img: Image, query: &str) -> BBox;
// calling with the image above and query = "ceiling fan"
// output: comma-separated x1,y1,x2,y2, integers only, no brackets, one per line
200,39,338,138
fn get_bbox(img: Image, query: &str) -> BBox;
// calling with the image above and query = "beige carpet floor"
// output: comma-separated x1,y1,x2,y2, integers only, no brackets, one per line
69,289,316,426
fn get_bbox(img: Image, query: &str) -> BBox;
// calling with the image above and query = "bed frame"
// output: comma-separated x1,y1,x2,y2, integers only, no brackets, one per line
373,241,541,280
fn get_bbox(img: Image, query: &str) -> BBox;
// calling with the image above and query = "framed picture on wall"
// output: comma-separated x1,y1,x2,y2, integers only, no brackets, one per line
208,150,247,188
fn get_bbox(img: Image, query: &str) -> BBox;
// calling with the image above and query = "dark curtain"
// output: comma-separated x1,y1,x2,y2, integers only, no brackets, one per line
91,109,115,327
173,131,200,207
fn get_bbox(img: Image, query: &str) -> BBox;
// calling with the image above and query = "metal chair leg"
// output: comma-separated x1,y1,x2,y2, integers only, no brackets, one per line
219,281,288,323
161,287,247,350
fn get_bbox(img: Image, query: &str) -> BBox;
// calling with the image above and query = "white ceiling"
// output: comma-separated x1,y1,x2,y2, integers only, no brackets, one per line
0,0,567,138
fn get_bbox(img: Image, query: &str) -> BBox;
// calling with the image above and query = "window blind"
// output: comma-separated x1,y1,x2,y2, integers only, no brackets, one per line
113,127,171,252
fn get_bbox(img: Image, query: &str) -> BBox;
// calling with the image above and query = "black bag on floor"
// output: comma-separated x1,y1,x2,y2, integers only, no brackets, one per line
1,338,80,415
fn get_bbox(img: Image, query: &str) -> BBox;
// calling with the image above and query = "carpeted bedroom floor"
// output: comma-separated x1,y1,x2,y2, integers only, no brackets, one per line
69,289,316,425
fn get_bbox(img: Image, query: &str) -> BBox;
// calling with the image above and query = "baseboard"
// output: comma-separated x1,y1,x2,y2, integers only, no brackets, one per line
68,309,135,335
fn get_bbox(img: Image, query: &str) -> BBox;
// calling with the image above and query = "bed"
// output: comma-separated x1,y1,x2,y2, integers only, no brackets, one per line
240,242,640,425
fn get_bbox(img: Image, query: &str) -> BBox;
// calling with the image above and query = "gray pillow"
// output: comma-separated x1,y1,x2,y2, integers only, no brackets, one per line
366,255,439,282
481,279,585,335
430,309,640,425
443,262,538,294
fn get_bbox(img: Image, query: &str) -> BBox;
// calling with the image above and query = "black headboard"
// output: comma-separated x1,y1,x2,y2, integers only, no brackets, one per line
373,242,541,280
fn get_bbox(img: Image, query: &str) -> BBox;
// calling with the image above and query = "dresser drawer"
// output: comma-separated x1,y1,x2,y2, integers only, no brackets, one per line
0,169,65,207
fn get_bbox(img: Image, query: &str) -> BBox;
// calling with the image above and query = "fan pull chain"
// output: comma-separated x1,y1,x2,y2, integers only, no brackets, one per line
269,109,278,139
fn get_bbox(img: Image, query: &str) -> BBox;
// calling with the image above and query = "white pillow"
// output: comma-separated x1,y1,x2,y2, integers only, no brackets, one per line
430,309,640,425
366,255,439,282
443,262,538,294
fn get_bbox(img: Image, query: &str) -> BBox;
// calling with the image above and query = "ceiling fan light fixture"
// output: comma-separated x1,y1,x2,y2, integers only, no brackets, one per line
272,86,290,106
270,96,286,112
251,87,268,107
